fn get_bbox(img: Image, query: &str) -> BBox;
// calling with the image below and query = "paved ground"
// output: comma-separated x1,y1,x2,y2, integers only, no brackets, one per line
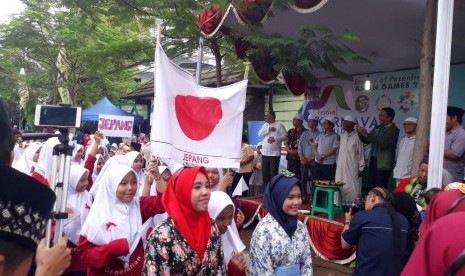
242,226,353,275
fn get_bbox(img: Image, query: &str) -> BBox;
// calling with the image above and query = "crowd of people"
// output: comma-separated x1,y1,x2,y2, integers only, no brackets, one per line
2,95,465,275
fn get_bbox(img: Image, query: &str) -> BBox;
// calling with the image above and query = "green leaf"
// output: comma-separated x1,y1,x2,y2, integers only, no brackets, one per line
342,31,361,42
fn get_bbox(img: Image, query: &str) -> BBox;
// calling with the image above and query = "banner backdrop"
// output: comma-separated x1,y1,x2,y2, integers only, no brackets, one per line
98,114,134,138
151,44,248,168
247,121,265,148
302,69,420,135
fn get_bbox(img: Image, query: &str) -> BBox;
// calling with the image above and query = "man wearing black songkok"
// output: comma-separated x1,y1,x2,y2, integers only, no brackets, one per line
0,98,71,275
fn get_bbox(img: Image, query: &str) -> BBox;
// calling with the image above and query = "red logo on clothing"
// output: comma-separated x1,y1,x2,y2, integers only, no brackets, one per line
106,222,117,229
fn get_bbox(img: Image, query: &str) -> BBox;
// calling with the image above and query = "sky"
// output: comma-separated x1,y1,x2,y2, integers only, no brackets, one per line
0,0,26,23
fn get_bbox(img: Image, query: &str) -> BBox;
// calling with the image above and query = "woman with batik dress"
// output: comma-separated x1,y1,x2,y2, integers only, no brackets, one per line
249,173,313,275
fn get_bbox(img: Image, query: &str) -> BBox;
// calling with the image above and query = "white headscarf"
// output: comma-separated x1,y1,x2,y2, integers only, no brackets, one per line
91,154,104,183
85,138,110,162
71,144,84,166
35,137,61,182
123,151,145,188
13,142,42,175
208,191,246,264
63,165,92,245
89,155,126,197
210,168,224,192
81,165,142,250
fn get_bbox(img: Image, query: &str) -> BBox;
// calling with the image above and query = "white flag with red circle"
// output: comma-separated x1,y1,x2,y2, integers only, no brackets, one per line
151,44,248,168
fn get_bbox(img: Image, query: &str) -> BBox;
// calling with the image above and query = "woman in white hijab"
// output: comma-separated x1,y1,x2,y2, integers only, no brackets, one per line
12,141,42,175
208,191,247,275
63,165,92,274
78,164,165,276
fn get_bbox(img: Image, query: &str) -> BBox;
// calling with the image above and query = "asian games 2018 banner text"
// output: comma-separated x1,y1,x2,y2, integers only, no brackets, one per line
303,69,420,135
151,44,248,168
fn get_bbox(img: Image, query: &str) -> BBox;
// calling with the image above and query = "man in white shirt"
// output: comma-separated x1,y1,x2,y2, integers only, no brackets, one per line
335,115,365,202
393,117,417,185
258,110,287,189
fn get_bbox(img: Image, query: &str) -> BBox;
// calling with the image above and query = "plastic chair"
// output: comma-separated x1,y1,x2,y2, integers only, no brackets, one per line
310,186,343,220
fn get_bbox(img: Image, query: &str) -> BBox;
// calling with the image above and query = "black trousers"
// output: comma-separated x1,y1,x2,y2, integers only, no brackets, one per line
368,157,392,190
287,158,301,180
300,163,317,197
262,155,280,191
314,162,337,182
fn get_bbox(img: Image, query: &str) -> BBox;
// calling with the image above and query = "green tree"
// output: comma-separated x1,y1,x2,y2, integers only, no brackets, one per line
0,0,152,113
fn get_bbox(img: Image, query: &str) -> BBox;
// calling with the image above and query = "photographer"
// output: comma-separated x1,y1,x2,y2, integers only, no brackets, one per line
341,187,409,275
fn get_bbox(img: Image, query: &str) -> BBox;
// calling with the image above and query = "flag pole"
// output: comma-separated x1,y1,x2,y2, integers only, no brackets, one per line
196,36,204,83
156,23,161,45
243,61,250,80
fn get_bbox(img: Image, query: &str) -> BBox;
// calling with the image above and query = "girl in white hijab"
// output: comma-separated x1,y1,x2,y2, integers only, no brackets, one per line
78,164,165,276
63,165,92,274
206,167,235,192
13,142,42,175
71,143,84,165
91,154,105,183
123,151,145,191
88,155,126,197
31,137,62,185
85,137,110,162
208,191,247,275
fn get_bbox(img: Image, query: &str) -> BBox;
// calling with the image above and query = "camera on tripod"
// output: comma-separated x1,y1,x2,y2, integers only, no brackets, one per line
35,104,81,128
342,197,366,213
31,104,82,247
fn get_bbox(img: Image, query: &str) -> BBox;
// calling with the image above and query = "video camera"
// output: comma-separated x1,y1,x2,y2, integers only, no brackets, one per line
342,197,366,213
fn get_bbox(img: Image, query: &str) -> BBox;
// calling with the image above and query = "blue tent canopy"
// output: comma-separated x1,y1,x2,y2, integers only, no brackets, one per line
82,97,144,124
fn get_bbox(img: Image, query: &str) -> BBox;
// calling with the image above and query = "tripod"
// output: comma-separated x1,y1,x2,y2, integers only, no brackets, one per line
44,128,74,247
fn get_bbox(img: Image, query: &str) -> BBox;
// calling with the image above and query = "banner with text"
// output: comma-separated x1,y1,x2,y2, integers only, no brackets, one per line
302,69,420,135
98,114,134,138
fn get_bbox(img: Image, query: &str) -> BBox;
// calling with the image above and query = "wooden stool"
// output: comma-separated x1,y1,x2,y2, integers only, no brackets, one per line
310,186,343,220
